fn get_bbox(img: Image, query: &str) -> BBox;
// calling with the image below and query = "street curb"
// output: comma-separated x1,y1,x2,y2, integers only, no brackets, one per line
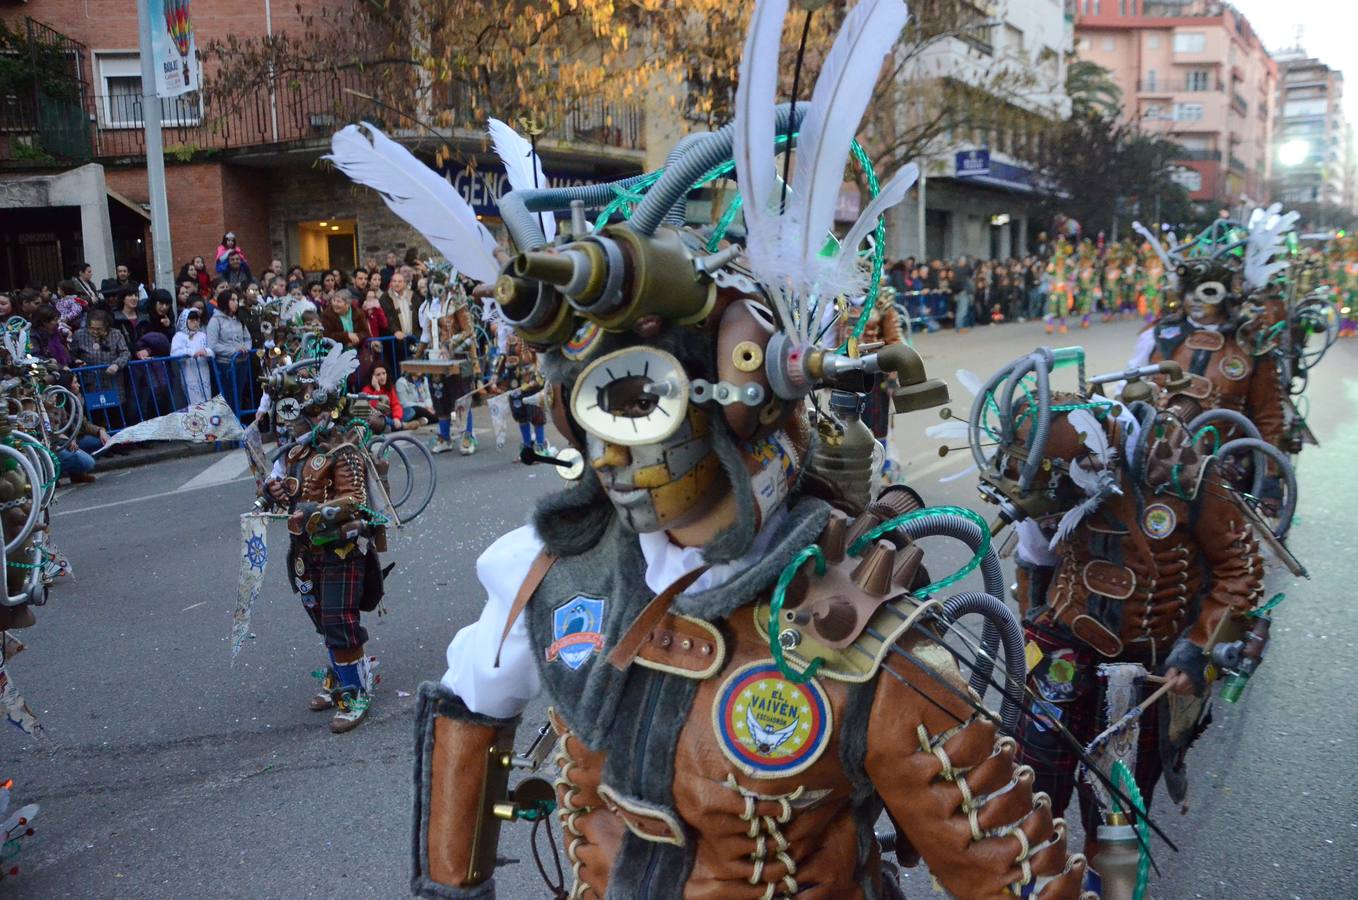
94,441,225,473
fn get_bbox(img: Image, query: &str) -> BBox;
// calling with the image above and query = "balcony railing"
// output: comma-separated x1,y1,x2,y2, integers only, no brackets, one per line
1228,153,1246,172
1177,148,1222,162
1230,92,1248,115
1138,79,1224,93
1,68,645,163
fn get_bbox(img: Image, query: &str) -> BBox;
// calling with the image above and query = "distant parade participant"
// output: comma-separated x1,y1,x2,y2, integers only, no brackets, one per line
487,331,549,459
415,274,481,455
263,343,385,733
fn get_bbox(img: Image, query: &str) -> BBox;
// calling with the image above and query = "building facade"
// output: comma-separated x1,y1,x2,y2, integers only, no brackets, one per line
1271,50,1347,208
1073,0,1276,215
892,0,1074,261
0,1,645,292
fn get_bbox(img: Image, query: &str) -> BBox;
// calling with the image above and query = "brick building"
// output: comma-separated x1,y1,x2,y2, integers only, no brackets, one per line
1072,0,1276,215
0,1,646,291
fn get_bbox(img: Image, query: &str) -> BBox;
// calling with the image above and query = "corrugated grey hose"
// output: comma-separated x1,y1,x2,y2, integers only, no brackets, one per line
997,348,1053,492
969,359,1021,472
660,131,712,226
889,514,1006,701
1188,408,1266,497
626,103,805,237
1217,438,1298,539
497,173,659,251
938,591,1026,735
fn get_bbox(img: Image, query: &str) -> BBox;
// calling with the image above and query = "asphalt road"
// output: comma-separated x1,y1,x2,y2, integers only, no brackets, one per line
4,319,1355,898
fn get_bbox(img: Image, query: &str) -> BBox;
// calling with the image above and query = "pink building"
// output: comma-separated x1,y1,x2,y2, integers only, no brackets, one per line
1072,1,1276,213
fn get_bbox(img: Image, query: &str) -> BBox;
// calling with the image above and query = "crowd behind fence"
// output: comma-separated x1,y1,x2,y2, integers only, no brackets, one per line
71,335,408,435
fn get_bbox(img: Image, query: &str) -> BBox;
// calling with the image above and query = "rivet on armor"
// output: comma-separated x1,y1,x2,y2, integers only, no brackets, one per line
681,638,693,650
732,340,763,372
660,634,672,647
851,540,896,597
778,629,801,650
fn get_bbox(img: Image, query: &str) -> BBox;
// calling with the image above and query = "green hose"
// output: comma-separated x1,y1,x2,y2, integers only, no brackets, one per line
1110,760,1150,900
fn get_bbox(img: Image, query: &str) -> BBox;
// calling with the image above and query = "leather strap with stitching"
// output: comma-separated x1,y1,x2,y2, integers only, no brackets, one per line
494,551,558,668
607,565,710,672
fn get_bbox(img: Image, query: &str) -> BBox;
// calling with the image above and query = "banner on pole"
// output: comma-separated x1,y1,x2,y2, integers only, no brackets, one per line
150,0,199,98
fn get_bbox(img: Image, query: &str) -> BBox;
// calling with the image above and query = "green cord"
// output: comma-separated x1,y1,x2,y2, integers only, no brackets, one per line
767,545,826,683
1110,760,1151,900
847,506,991,598
1248,592,1286,618
1193,425,1221,454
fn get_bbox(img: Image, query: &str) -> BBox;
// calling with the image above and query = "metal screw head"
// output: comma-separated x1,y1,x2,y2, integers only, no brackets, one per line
778,629,801,650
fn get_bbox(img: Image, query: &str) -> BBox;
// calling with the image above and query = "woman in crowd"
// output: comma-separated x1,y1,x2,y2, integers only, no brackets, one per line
360,287,388,339
112,288,146,346
361,362,427,431
286,265,306,291
0,292,15,324
30,304,71,367
321,270,339,299
179,257,212,298
321,290,372,351
172,308,213,407
206,288,253,413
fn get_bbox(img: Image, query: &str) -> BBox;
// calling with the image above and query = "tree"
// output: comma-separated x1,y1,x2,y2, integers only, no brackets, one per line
1065,60,1122,120
201,1,1049,189
1032,111,1192,240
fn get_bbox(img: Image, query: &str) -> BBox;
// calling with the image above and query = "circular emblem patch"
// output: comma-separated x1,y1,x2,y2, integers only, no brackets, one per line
1142,504,1177,539
713,661,832,780
1219,355,1248,381
562,321,603,361
310,455,326,470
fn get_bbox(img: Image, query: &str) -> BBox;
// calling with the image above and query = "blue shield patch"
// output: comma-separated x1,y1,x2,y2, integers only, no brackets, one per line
545,596,606,670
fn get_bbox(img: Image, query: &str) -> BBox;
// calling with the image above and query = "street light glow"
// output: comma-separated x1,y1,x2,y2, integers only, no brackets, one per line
1279,139,1311,167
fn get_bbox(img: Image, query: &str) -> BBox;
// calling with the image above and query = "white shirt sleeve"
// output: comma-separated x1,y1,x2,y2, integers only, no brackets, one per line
441,524,545,719
1127,327,1157,369
418,302,435,347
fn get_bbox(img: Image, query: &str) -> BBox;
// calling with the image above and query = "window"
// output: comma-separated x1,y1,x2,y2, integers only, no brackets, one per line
1145,69,1157,90
1171,168,1203,192
1284,98,1327,118
1102,37,1115,52
1174,102,1204,122
1143,104,1163,120
1078,37,1091,52
1174,32,1206,53
1147,35,1161,49
1187,70,1211,91
97,52,200,128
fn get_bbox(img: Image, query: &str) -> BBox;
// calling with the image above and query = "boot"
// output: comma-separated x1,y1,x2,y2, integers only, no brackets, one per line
329,654,378,734
309,667,338,711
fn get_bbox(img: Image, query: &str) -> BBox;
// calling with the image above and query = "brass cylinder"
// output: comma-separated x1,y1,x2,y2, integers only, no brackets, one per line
513,251,575,286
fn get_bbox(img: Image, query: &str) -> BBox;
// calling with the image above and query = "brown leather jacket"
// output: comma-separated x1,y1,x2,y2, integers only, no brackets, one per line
836,302,903,348
1027,403,1264,665
1145,316,1286,448
414,504,1087,900
279,440,380,550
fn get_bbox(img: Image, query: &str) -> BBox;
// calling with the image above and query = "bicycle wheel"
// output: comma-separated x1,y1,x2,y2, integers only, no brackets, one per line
372,433,437,522
43,385,84,442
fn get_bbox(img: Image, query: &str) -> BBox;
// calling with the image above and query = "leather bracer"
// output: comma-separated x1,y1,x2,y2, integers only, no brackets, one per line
412,682,519,899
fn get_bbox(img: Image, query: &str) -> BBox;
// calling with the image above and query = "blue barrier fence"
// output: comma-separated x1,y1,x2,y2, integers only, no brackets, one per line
70,335,413,435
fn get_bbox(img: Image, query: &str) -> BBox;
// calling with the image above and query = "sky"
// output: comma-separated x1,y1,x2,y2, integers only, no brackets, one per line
1228,0,1358,118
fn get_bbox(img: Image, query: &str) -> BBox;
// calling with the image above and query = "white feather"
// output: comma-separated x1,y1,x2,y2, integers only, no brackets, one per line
1067,409,1111,469
325,123,500,283
925,421,971,440
955,368,983,397
487,118,555,242
832,162,918,289
733,0,789,278
315,342,360,393
781,0,908,305
1243,203,1300,292
1048,409,1118,550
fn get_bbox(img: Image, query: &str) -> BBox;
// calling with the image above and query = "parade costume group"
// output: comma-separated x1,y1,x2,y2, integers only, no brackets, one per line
2,1,1346,897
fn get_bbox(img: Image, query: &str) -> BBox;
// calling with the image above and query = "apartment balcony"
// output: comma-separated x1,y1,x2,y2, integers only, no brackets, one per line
1138,79,1224,95
2,68,646,166
1230,92,1248,116
1178,149,1223,162
1228,153,1246,172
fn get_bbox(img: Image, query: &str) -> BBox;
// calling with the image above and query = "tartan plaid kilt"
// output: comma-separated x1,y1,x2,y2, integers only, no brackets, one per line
293,547,374,651
1017,623,1165,835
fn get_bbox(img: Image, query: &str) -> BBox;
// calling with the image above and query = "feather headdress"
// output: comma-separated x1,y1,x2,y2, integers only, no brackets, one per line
1,321,30,362
314,342,360,394
325,123,500,283
734,0,913,341
488,118,555,242
1243,203,1300,292
1049,408,1121,550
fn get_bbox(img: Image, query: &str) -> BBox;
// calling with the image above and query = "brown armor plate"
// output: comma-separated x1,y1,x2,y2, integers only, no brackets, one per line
1081,560,1137,600
1185,330,1226,351
1070,613,1124,657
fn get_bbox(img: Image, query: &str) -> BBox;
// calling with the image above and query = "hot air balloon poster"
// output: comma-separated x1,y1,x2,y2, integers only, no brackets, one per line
150,0,199,97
